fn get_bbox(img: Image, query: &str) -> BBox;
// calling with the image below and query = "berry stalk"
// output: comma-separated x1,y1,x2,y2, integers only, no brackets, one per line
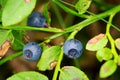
106,13,118,63
52,49,63,80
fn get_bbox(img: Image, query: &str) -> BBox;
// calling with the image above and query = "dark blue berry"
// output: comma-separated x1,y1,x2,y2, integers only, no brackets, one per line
23,42,42,61
63,39,83,59
27,12,46,27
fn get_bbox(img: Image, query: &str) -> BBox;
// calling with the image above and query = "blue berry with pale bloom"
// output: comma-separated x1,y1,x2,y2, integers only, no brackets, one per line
27,12,46,27
63,39,83,59
23,42,42,61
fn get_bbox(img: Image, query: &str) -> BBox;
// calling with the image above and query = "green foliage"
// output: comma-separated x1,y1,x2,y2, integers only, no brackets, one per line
0,0,120,80
59,66,89,80
96,47,112,62
86,13,119,78
0,30,13,46
2,0,36,26
0,0,7,21
37,46,61,71
86,34,108,51
115,38,120,50
43,3,51,24
75,0,92,14
11,30,25,50
7,71,48,80
0,0,7,6
117,55,120,66
100,60,117,78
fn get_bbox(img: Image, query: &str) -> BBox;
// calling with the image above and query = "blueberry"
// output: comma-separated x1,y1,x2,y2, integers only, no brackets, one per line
27,12,46,27
63,39,83,59
23,42,42,61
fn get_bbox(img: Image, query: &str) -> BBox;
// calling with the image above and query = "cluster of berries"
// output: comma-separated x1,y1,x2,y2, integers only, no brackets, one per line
23,12,83,61
23,39,83,61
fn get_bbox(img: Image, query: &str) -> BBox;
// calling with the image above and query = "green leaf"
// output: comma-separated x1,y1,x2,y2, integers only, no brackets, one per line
59,66,89,80
37,46,61,71
2,0,36,26
11,30,25,50
115,38,120,50
0,0,7,21
0,30,13,46
0,0,7,6
41,43,50,51
7,71,48,80
96,47,112,62
0,10,2,22
117,55,120,66
43,3,51,24
0,0,7,10
100,60,117,78
86,34,108,51
75,0,92,14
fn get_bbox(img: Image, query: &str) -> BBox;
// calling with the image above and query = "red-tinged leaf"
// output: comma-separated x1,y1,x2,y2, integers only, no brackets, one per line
86,34,108,51
117,55,120,66
115,38,120,50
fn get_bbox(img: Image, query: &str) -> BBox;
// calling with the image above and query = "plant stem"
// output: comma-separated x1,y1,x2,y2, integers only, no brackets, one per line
106,13,118,63
74,59,81,68
65,5,120,32
86,11,120,32
52,49,63,80
0,25,63,33
53,0,120,32
67,29,79,40
45,5,120,45
0,51,23,65
52,0,90,18
52,29,79,80
1,4,120,66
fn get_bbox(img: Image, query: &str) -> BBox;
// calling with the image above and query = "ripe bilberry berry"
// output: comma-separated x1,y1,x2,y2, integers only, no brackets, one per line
63,39,83,59
23,42,42,61
27,12,46,27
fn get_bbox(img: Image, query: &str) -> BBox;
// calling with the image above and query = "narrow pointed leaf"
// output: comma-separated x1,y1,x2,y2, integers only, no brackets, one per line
11,31,25,50
43,4,51,24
